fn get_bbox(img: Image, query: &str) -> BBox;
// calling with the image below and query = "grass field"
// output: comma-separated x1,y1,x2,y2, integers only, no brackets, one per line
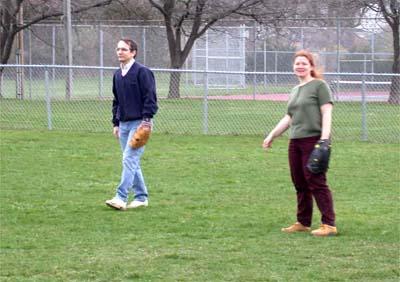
1,98,399,143
1,130,399,281
0,73,295,100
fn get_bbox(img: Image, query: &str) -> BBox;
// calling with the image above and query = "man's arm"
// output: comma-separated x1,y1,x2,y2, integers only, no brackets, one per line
138,67,158,119
111,74,120,127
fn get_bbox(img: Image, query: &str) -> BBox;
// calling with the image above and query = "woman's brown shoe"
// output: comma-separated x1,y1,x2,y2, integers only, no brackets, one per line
281,222,311,233
311,224,338,236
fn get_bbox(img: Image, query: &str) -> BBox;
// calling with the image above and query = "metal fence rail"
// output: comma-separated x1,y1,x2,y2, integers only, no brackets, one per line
0,65,399,143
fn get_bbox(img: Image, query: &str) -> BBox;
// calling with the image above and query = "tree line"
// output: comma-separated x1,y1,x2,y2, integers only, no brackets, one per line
0,0,398,103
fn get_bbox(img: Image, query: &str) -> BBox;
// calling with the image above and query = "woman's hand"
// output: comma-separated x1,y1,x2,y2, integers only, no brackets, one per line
262,135,274,150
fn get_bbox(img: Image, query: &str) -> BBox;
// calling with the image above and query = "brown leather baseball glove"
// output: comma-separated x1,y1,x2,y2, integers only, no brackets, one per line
128,121,152,149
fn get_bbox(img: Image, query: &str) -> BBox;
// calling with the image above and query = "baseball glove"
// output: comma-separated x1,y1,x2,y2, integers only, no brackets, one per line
306,139,331,174
128,121,152,149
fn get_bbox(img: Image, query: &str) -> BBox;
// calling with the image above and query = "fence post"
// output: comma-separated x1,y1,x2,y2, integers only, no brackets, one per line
15,50,24,100
0,69,3,97
361,74,367,141
263,41,266,87
52,25,56,85
274,51,278,84
253,21,257,100
28,28,32,99
203,71,209,134
45,69,52,130
336,17,341,100
99,25,104,98
142,27,146,66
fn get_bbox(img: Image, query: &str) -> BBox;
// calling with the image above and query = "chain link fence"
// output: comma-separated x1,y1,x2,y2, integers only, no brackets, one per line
12,21,394,73
1,65,399,143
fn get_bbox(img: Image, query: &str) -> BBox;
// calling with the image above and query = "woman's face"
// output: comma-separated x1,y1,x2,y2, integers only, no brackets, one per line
293,56,313,79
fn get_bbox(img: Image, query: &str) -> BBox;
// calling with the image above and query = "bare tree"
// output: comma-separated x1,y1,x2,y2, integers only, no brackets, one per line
79,0,156,21
0,0,113,68
147,0,296,98
295,0,367,26
361,0,399,104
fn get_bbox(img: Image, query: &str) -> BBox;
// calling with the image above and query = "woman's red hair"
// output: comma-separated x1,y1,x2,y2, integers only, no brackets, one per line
294,50,323,79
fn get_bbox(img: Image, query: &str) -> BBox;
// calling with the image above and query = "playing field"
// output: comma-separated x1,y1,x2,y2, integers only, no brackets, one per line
0,130,399,281
1,98,399,143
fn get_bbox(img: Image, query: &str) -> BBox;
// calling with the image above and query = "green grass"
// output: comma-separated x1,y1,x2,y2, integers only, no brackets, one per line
1,130,399,281
1,97,399,143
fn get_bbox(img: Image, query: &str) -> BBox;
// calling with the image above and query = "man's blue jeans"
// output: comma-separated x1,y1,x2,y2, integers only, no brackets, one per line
115,120,148,202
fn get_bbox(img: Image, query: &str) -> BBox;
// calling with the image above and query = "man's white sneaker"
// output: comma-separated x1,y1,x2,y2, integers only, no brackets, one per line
105,197,127,210
127,199,148,209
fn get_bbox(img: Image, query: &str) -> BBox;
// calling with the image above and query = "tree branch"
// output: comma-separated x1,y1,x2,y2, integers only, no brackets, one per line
13,0,113,33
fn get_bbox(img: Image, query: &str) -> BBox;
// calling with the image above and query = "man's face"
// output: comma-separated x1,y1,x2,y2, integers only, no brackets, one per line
116,41,135,64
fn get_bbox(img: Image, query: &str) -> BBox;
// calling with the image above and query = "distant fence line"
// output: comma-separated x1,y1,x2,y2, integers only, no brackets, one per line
0,64,399,143
11,21,395,74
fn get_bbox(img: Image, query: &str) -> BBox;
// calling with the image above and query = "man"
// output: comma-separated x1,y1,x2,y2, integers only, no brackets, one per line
105,38,158,210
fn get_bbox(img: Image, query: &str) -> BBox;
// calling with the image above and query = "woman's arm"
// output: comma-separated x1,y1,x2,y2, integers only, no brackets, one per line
263,114,291,149
320,103,333,140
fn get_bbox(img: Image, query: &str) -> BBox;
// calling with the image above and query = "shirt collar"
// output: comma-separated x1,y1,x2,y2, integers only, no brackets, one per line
120,58,135,71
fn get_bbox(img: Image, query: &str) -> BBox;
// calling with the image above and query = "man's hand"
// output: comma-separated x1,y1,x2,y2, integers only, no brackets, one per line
113,126,119,139
139,119,152,130
128,119,152,149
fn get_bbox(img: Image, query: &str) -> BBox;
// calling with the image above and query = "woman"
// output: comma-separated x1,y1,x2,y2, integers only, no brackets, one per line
262,50,337,236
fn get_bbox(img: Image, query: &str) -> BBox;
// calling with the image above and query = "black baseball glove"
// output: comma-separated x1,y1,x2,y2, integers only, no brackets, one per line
306,139,331,174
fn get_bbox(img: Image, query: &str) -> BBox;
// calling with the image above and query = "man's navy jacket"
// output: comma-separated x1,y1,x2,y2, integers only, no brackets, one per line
112,62,158,126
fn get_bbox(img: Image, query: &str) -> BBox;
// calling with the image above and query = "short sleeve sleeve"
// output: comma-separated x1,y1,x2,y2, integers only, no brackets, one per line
318,81,333,106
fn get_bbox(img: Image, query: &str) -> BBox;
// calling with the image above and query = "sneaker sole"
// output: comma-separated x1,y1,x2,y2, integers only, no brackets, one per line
127,204,148,209
106,202,126,211
281,228,311,233
311,232,337,237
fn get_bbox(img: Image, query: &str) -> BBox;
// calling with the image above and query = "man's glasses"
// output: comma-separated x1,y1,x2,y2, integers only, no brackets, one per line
116,47,130,52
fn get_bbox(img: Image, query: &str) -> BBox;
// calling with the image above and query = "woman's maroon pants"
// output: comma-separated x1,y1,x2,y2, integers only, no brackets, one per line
288,136,336,227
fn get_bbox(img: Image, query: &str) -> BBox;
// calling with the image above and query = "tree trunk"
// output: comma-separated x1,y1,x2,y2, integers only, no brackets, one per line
167,46,185,98
168,70,181,98
1,7,18,67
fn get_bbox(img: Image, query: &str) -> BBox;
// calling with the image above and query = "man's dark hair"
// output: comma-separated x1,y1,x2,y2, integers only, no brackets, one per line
120,38,138,58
